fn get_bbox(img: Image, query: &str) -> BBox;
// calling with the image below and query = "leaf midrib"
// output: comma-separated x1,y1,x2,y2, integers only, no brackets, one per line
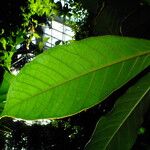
103,87,150,150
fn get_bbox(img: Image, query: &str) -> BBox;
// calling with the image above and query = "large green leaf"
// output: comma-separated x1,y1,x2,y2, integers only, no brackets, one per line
85,73,150,150
1,35,150,120
0,72,15,114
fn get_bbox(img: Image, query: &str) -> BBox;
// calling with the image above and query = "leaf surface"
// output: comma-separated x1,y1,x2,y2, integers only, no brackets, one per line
85,73,150,150
2,35,150,119
0,72,15,114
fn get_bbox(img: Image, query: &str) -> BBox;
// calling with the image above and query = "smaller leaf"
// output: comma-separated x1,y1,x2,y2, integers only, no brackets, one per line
0,38,7,50
0,29,4,35
0,72,15,114
85,73,150,150
38,41,44,50
0,94,6,104
33,33,40,39
15,36,24,46
3,52,14,70
43,37,49,43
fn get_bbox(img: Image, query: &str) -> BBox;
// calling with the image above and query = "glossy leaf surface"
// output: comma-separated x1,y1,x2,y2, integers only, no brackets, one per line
85,73,150,150
2,35,150,119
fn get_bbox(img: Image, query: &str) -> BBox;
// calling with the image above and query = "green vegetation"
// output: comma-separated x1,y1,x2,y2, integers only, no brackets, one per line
1,35,150,120
0,0,87,71
0,0,150,149
85,73,150,150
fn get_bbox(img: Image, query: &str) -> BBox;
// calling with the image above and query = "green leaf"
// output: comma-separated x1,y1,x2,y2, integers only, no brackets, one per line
0,72,15,114
0,72,15,96
15,36,24,46
33,33,40,39
0,38,7,50
2,35,150,120
3,52,14,71
85,73,150,150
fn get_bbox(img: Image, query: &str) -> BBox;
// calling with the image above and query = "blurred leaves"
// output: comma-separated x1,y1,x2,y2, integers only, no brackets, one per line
0,72,15,115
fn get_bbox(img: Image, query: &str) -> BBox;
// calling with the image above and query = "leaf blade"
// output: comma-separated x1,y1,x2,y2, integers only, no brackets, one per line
85,73,150,150
0,72,15,115
2,35,150,119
